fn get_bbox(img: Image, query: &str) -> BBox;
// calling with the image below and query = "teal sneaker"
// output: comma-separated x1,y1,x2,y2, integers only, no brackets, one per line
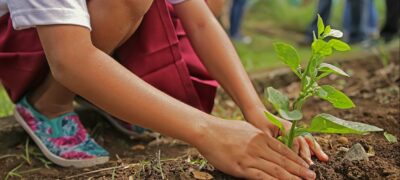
14,96,109,168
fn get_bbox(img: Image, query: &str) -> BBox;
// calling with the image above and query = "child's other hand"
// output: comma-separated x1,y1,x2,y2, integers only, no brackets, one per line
195,119,316,180
283,120,329,165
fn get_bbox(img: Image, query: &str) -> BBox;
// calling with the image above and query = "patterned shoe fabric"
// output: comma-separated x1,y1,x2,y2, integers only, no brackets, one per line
15,96,109,160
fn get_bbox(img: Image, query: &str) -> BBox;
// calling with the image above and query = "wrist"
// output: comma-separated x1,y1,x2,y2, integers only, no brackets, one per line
242,106,281,136
184,114,217,148
238,97,265,115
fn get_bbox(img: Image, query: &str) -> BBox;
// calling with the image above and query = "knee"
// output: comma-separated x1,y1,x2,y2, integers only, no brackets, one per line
123,0,154,17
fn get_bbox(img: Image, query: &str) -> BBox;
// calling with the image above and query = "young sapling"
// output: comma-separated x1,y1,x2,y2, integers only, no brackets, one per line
264,15,383,148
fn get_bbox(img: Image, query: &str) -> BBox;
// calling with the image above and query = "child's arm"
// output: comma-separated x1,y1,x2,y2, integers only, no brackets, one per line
173,1,268,130
173,0,328,163
36,25,314,179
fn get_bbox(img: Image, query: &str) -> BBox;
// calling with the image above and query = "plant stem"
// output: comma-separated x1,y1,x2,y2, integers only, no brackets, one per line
287,90,310,148
287,121,298,148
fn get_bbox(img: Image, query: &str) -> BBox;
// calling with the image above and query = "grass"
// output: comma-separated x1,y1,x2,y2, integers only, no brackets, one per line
236,0,389,71
3,139,53,179
0,85,13,118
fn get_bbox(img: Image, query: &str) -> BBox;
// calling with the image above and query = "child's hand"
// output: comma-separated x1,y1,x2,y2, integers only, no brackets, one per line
195,119,316,180
242,106,329,165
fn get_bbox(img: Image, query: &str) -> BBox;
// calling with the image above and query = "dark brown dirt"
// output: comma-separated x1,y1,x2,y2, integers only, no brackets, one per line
0,50,399,179
311,135,400,180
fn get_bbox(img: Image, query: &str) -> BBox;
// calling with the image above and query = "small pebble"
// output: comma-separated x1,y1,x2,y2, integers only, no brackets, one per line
338,137,349,144
343,143,369,161
338,147,349,152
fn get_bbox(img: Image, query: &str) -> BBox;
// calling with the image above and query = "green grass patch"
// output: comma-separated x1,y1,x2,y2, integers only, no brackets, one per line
236,0,389,71
0,86,14,118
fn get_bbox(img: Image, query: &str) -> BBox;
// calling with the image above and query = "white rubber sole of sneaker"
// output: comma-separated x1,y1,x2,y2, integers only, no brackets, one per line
14,109,109,168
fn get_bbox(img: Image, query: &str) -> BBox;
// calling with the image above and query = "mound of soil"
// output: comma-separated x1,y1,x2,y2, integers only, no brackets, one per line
0,50,399,179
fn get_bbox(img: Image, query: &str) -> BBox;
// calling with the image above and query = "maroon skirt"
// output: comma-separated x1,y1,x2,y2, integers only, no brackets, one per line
0,0,218,113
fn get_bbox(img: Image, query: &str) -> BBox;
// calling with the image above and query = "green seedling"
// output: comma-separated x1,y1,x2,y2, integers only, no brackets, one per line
20,138,32,165
111,166,117,180
264,15,383,148
5,163,24,180
384,132,398,143
154,150,165,180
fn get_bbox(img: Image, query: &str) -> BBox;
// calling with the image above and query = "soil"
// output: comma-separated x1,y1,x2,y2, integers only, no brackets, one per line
0,49,399,179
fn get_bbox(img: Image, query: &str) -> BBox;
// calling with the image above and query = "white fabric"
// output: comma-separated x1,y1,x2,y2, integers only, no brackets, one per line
0,0,187,31
0,0,90,30
168,0,187,5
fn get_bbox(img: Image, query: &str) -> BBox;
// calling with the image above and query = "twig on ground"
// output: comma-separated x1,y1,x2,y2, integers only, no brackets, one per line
111,166,116,180
19,167,42,175
0,154,19,160
5,163,24,180
156,150,165,179
64,153,188,179
64,163,139,179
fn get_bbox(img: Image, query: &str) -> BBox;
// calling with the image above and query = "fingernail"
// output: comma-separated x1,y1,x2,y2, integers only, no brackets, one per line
307,171,316,179
309,160,314,165
323,153,329,160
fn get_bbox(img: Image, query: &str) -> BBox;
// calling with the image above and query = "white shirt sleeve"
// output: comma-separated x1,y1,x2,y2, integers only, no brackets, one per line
168,0,187,5
6,0,91,30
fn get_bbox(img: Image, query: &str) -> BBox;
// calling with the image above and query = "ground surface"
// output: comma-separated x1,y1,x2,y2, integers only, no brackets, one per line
0,49,399,179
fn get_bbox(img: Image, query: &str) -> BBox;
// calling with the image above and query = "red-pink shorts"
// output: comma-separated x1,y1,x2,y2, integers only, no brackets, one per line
0,0,217,113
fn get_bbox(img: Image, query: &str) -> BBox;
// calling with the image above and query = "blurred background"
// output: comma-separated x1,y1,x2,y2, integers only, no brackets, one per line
0,0,399,118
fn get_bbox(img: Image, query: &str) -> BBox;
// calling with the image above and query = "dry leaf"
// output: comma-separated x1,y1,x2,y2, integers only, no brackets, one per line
367,145,375,157
192,171,214,180
131,144,145,151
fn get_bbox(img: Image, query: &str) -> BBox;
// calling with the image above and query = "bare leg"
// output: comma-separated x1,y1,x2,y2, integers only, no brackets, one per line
29,0,153,118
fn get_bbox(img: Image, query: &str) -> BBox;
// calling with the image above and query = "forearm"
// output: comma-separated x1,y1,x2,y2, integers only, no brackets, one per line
175,2,264,114
37,26,211,147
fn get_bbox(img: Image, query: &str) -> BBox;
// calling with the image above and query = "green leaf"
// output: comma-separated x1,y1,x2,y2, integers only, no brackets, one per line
319,63,349,77
265,87,303,120
277,136,287,144
384,132,398,143
317,85,355,109
328,39,351,51
312,39,332,56
317,14,324,38
264,111,285,133
306,113,383,134
307,56,323,79
277,109,303,121
273,42,301,76
322,25,331,37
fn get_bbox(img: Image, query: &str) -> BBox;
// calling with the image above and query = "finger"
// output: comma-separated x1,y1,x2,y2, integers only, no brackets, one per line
257,146,316,180
292,138,300,155
250,159,302,180
304,135,329,162
244,168,278,180
266,136,310,168
299,137,313,165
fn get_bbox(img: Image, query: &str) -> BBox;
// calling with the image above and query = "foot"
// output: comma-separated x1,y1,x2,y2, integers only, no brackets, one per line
14,96,109,168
